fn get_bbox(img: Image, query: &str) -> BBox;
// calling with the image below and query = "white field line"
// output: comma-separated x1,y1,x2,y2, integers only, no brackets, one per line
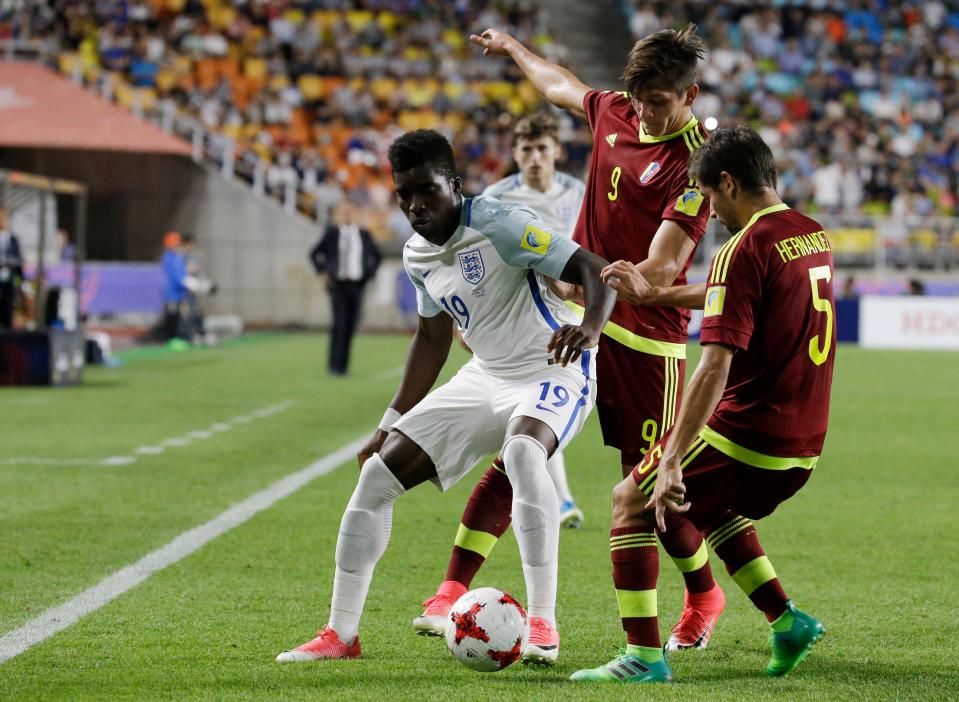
0,400,295,468
0,435,366,665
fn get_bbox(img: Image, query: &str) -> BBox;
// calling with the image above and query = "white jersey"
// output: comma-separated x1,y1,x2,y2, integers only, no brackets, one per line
403,194,595,380
482,171,586,238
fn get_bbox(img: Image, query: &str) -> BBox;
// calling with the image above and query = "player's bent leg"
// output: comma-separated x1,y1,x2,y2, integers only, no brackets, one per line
501,418,561,666
548,451,583,528
413,460,514,636
571,477,670,683
277,432,436,662
659,513,724,652
703,510,823,676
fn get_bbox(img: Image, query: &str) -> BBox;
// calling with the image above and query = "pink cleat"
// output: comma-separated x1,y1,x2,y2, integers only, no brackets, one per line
412,581,467,637
522,616,560,665
275,625,361,662
666,585,726,651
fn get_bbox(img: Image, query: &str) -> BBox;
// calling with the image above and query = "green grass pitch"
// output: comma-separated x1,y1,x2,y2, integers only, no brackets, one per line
1,333,957,700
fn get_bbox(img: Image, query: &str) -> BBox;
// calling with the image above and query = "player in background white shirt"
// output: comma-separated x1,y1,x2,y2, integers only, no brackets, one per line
276,130,615,665
484,113,586,529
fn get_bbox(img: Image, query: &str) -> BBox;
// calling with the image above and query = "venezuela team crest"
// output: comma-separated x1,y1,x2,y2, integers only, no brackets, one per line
458,249,486,285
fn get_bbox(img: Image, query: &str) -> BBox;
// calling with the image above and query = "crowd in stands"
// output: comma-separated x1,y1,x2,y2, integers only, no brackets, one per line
624,1,959,222
1,0,591,241
5,0,959,259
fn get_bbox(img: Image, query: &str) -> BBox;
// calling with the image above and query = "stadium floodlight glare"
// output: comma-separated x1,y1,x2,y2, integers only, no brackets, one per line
704,117,719,131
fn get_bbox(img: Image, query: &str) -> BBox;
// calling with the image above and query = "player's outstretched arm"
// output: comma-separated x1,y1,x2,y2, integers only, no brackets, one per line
470,29,591,118
357,313,454,466
547,248,616,366
602,261,707,309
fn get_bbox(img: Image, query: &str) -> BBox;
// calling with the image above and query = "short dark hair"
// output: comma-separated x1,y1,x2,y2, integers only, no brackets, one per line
688,126,778,192
387,130,457,179
621,23,704,96
512,113,559,146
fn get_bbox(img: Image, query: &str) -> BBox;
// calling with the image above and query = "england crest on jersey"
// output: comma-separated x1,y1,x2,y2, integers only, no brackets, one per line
458,249,486,285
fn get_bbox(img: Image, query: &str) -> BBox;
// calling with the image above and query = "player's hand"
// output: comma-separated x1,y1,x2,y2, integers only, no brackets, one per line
357,429,388,469
547,324,599,367
469,28,518,57
643,457,690,531
601,260,656,305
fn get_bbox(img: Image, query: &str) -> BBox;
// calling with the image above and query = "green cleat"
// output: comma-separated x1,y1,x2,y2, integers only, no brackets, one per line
766,601,825,677
570,652,672,683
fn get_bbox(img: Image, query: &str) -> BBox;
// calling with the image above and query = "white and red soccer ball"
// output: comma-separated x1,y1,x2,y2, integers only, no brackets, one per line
445,587,529,672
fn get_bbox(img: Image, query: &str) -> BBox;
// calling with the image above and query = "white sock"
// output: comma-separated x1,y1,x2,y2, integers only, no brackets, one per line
502,435,559,626
328,452,405,643
545,449,574,505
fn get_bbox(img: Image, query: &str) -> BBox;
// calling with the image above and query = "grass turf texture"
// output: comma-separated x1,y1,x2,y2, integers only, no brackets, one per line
1,333,957,700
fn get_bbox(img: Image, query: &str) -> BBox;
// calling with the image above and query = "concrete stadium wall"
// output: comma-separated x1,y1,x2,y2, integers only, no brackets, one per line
0,148,409,327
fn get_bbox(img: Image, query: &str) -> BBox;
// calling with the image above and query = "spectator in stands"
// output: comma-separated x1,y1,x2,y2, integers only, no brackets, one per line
6,0,587,242
310,203,381,376
0,207,24,330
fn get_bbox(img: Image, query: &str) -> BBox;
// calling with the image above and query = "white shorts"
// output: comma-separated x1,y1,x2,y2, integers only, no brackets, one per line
392,357,596,491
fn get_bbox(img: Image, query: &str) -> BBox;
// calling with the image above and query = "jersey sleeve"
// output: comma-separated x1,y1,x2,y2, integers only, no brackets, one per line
662,165,709,243
402,247,442,318
583,90,625,133
474,196,579,279
700,244,763,351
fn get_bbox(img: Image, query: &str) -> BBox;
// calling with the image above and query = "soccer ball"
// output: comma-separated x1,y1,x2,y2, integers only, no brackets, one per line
445,587,529,672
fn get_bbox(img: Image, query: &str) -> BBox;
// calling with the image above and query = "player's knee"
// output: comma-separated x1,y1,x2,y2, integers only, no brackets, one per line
353,453,406,507
501,435,548,481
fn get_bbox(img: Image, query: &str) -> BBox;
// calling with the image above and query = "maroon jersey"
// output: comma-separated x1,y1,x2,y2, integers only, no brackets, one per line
573,90,710,344
700,204,836,458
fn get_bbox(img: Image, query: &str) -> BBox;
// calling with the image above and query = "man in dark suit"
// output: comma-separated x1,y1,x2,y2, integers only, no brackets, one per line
0,207,24,329
310,204,382,375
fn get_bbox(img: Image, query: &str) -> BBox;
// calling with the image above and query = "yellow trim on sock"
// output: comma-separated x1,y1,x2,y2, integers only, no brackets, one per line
616,588,658,618
707,518,753,550
732,556,777,595
670,541,708,573
453,524,499,558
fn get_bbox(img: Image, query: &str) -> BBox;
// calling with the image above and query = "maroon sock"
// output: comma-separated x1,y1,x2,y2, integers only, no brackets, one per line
656,513,715,594
610,526,661,648
708,514,788,622
443,460,513,587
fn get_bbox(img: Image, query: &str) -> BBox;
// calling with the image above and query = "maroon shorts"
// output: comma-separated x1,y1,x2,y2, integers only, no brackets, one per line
596,336,685,466
631,436,812,529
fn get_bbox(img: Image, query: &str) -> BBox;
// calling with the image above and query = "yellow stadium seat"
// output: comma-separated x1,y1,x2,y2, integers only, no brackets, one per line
298,75,325,101
58,52,81,76
376,11,399,34
345,9,374,32
909,229,938,251
244,57,268,80
442,29,465,49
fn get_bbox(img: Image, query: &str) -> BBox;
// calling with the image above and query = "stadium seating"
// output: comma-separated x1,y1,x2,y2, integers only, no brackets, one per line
4,1,587,241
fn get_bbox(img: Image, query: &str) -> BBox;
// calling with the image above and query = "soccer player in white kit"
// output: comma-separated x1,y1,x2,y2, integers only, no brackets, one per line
276,130,616,665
